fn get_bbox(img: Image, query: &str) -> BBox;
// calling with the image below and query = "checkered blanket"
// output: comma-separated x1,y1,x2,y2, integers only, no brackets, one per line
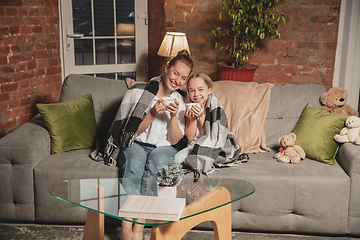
91,77,160,166
184,92,242,175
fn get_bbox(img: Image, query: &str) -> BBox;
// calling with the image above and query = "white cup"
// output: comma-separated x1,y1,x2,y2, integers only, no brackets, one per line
162,97,176,107
185,103,201,110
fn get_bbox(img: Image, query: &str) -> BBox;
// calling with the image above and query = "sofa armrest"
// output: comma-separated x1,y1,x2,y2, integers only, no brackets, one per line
336,143,360,234
0,115,51,222
337,143,360,177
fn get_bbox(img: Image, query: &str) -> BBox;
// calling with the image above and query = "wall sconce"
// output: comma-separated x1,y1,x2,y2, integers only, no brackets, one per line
157,32,190,58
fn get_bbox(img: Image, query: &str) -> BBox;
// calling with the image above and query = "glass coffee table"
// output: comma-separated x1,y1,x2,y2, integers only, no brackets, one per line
50,178,254,240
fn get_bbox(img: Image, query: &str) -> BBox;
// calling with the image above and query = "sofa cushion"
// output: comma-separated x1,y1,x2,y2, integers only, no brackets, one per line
292,103,348,165
60,74,128,148
264,84,327,149
36,94,97,154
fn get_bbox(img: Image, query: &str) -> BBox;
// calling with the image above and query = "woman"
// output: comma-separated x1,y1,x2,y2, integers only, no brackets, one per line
116,50,193,240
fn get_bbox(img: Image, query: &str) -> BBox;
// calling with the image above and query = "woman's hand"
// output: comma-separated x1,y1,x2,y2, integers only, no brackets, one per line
150,100,166,116
166,100,179,118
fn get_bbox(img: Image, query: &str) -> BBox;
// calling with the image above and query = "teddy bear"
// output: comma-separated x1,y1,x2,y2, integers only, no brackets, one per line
274,133,306,164
334,116,360,145
320,87,358,116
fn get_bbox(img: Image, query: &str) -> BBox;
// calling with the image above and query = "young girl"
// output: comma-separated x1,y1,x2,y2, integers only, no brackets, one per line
174,73,213,164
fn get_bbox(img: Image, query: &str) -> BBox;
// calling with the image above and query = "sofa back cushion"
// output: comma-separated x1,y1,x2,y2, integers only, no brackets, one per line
60,74,128,147
264,84,327,149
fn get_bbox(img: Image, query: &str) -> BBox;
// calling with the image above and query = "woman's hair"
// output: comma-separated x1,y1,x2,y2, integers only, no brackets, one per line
161,50,194,76
187,72,213,89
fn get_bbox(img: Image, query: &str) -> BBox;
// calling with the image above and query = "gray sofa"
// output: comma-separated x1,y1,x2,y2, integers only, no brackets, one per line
0,74,359,236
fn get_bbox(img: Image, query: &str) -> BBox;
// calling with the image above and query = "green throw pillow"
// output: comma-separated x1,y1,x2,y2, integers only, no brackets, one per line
36,94,97,154
292,103,349,165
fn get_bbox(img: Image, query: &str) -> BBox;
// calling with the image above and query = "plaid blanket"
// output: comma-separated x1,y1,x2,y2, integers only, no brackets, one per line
91,76,161,166
184,92,242,175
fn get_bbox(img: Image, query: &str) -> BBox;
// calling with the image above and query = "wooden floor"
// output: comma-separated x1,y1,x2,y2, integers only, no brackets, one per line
0,223,358,240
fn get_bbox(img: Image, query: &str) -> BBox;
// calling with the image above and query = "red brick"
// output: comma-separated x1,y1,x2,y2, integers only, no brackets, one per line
262,74,291,83
0,65,15,74
9,53,32,63
311,16,337,23
0,46,10,55
0,120,17,130
24,0,45,6
303,75,321,84
325,42,337,50
33,50,52,59
318,32,337,41
292,75,304,84
12,89,33,99
1,82,18,92
8,99,20,109
6,7,17,16
18,79,30,89
20,26,32,34
0,102,7,112
284,66,299,74
0,93,11,102
267,65,283,74
29,8,40,16
35,83,59,94
309,23,325,32
10,45,21,53
328,23,338,32
3,35,27,45
309,60,321,67
20,96,31,106
314,50,335,59
0,56,8,65
271,41,294,48
18,114,31,125
24,17,47,25
15,62,27,72
32,25,42,33
46,66,61,75
278,56,305,65
48,58,58,66
5,107,27,119
250,56,276,64
27,60,37,70
13,71,35,81
35,68,46,76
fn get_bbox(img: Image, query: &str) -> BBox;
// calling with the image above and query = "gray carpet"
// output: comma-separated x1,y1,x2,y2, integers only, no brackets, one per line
0,223,358,240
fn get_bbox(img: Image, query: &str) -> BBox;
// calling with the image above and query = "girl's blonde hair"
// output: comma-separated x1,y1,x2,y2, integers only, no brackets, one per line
187,72,213,89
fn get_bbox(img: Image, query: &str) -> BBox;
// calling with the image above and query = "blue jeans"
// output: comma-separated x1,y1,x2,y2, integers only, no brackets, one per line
117,141,177,195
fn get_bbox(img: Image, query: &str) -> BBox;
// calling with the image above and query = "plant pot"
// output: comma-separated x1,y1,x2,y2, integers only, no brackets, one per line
218,62,258,82
157,186,177,198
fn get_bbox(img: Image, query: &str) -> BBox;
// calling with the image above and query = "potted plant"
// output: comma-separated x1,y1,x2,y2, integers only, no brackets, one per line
155,161,185,198
212,0,286,82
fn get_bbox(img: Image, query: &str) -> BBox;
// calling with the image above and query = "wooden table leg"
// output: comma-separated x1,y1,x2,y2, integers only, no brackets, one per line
150,187,232,240
83,185,104,240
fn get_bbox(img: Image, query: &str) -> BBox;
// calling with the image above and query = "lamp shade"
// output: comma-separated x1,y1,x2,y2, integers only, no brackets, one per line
157,32,190,57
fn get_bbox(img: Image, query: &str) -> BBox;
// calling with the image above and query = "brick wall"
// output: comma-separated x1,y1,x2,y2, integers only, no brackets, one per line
148,0,341,89
0,0,61,138
0,0,341,138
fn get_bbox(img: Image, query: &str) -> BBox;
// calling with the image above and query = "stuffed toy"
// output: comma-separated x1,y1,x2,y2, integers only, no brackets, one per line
320,87,358,116
334,116,360,145
274,133,306,164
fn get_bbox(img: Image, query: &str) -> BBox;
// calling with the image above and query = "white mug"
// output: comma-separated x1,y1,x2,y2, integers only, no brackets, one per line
185,103,201,110
162,97,176,107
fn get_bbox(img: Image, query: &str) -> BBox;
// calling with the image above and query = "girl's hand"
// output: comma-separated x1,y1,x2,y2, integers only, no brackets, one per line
190,104,204,118
151,100,166,115
166,100,179,118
